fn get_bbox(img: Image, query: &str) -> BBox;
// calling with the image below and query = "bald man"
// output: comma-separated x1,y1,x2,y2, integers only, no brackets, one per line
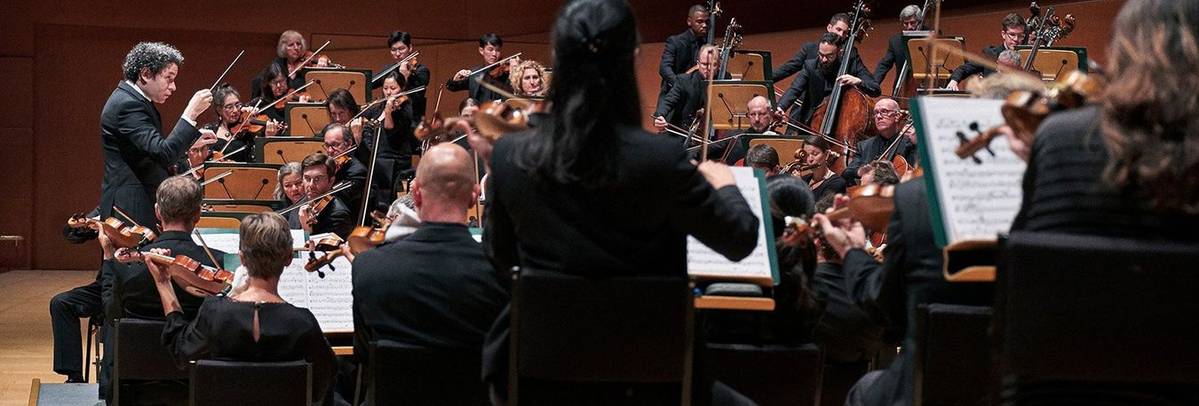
707,95,778,164
351,143,507,396
843,98,917,184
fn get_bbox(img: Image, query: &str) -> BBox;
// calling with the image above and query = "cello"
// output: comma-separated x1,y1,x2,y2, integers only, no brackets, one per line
807,0,876,175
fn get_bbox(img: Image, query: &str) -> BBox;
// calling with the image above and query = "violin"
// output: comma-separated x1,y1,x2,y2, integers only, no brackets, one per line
67,211,156,248
784,183,896,258
123,250,231,297
784,148,842,178
230,112,286,136
295,233,346,277
474,99,548,141
347,211,391,254
304,195,336,227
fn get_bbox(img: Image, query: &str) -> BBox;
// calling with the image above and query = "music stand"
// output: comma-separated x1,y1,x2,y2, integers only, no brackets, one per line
300,68,372,104
256,137,325,165
197,213,244,229
202,199,283,213
908,37,966,88
743,135,806,167
201,163,283,201
725,50,773,81
285,103,331,137
705,81,773,131
1014,46,1087,82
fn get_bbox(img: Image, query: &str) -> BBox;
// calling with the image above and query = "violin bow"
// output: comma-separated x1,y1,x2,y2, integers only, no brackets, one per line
265,81,316,110
371,51,420,84
289,40,332,78
466,53,523,77
191,230,226,272
277,181,354,215
200,170,233,186
473,78,519,100
219,100,262,156
111,205,144,228
209,50,245,92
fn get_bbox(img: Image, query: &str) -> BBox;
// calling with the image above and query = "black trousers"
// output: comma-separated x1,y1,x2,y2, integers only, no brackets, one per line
50,274,103,377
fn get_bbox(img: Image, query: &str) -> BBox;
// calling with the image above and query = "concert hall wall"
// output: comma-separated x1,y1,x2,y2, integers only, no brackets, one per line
0,0,1123,270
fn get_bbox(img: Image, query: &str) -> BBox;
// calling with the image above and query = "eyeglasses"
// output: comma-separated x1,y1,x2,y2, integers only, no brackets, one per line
221,103,243,110
1002,30,1025,39
873,109,900,116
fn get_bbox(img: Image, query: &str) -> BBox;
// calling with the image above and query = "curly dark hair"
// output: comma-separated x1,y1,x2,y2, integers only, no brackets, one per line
1101,0,1199,214
122,42,183,82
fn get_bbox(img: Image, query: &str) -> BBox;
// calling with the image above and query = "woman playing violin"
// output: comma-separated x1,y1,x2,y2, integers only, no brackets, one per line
801,136,849,201
361,72,418,204
510,59,548,98
251,30,309,99
251,63,307,124
200,84,276,162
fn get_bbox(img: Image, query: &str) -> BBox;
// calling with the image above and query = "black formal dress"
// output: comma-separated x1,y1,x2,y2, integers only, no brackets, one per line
654,71,707,132
351,222,508,394
778,58,880,129
841,180,992,406
99,81,201,230
162,296,336,406
842,133,917,184
360,102,417,205
1011,105,1199,239
374,62,431,120
446,65,509,103
659,29,706,96
804,170,848,202
949,45,1003,83
482,125,760,401
873,32,911,86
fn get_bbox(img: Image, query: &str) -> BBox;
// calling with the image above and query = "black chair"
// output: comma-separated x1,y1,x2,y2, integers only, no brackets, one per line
368,340,488,405
706,343,824,406
998,231,1199,404
190,359,311,406
84,316,103,382
509,268,693,406
912,303,993,406
112,318,190,405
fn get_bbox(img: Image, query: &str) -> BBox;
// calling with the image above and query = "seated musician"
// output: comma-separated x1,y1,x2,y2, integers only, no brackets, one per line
777,32,881,134
946,13,1027,91
325,88,366,148
292,152,354,238
252,30,309,99
842,98,916,184
744,144,781,177
381,31,431,119
51,208,103,384
251,63,307,124
773,13,858,83
320,123,373,217
275,162,305,207
652,44,717,136
98,176,227,401
447,33,511,102
351,142,507,397
800,136,848,201
361,72,418,205
510,59,548,98
873,5,923,86
711,96,776,164
658,4,708,97
858,160,900,186
141,212,336,405
201,84,278,162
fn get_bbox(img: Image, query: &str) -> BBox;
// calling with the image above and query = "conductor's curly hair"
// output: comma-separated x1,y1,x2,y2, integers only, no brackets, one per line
122,42,184,83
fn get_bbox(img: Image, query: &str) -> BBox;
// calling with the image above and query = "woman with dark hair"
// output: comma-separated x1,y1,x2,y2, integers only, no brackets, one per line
200,84,276,162
250,63,309,125
1012,0,1199,239
360,71,417,206
800,136,848,201
480,0,759,403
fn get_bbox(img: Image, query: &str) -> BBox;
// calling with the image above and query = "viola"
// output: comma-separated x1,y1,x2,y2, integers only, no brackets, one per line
295,233,346,277
784,183,896,258
230,112,286,135
132,250,231,297
347,211,391,254
67,212,156,249
474,99,548,141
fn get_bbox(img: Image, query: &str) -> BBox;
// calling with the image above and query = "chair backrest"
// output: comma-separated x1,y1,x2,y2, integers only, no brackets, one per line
114,318,188,381
510,268,693,403
190,359,311,406
369,340,488,406
913,303,993,406
705,343,824,406
999,232,1199,387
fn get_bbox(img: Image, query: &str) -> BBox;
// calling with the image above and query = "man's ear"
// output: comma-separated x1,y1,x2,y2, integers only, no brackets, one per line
139,67,154,85
411,180,423,209
154,203,163,224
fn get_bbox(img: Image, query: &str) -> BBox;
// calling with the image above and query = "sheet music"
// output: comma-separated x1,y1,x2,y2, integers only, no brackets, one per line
916,97,1026,244
687,167,773,283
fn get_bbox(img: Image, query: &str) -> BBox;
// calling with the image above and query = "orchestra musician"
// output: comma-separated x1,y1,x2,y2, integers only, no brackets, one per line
320,123,372,216
773,13,853,83
291,152,354,238
777,32,881,131
351,143,507,398
842,98,916,185
711,96,777,164
447,33,511,103
50,209,103,384
478,1,759,403
200,84,276,163
252,30,309,99
99,176,228,402
800,136,848,201
658,4,709,97
142,212,336,405
873,4,923,86
946,13,1027,91
361,72,418,206
99,41,215,234
251,63,307,124
510,59,549,98
275,162,305,207
653,44,717,135
381,31,431,119
744,144,782,177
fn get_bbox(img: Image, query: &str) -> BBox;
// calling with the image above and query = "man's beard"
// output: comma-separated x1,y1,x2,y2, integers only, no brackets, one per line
820,59,839,77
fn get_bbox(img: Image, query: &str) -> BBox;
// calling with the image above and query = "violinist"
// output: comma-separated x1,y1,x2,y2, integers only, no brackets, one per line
653,44,717,134
321,123,371,215
777,33,881,132
50,208,103,383
773,13,853,83
252,30,309,99
873,5,923,85
381,31,430,119
657,4,708,97
510,59,548,98
351,143,506,396
200,84,272,162
361,72,418,206
326,88,370,154
800,136,848,201
293,152,354,238
275,162,305,207
446,33,511,103
250,63,304,124
142,212,336,405
842,98,916,184
98,176,227,401
100,42,216,232
946,13,1027,91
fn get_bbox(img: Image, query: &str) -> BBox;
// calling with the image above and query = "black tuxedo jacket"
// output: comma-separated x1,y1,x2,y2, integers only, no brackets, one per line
654,71,707,130
446,64,509,103
874,32,909,84
659,29,706,96
99,81,200,229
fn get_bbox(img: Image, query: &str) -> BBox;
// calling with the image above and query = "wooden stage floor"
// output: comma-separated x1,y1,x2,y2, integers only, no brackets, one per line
0,270,96,406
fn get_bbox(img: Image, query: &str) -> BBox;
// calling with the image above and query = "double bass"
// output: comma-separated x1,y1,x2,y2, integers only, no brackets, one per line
807,0,876,174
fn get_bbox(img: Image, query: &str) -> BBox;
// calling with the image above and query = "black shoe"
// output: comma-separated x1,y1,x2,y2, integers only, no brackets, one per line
65,375,85,383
